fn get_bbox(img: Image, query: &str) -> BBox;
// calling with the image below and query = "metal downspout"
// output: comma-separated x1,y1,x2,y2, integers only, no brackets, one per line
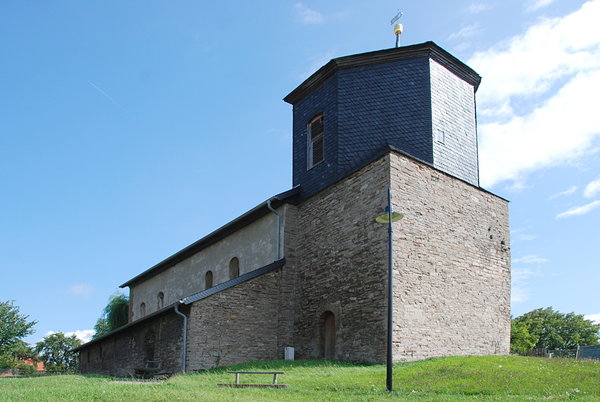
174,302,188,373
267,200,281,260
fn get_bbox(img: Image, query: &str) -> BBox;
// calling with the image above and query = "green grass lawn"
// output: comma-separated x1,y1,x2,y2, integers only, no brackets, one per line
1,356,599,401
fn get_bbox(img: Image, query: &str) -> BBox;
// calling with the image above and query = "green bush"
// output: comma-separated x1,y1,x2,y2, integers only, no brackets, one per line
0,353,16,369
16,362,37,375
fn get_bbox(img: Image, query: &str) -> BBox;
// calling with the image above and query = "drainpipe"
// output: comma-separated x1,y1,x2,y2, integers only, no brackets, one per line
267,199,281,260
174,302,188,373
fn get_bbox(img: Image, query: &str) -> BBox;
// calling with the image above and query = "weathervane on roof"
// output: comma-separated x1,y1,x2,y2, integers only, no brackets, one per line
390,10,404,48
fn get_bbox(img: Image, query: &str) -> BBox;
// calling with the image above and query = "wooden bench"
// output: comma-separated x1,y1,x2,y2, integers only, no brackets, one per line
134,360,162,378
218,371,288,388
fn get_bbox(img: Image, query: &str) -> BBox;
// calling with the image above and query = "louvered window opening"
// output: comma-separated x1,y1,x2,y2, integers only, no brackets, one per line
308,114,324,168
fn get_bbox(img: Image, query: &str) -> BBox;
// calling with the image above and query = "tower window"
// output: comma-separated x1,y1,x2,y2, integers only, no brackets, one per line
140,302,146,317
307,114,324,169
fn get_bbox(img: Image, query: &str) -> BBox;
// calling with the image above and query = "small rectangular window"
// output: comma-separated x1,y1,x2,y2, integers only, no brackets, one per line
308,114,324,169
436,130,445,144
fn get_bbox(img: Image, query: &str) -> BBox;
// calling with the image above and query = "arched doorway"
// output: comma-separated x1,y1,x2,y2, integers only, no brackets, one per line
320,311,336,359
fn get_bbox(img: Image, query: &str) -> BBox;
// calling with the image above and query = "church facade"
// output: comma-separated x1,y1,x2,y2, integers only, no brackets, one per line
75,42,511,376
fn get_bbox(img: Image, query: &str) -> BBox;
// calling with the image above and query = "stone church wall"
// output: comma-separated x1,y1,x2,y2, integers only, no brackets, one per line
185,267,291,371
292,150,510,364
390,151,510,360
78,309,184,376
294,156,389,363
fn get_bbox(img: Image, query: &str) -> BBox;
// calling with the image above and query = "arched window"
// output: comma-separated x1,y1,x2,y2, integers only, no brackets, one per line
140,302,146,317
320,311,336,359
229,257,240,279
205,270,213,289
157,292,164,309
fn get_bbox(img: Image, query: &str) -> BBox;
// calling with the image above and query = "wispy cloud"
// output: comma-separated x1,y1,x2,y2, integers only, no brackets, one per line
548,186,578,200
513,255,549,264
466,2,493,14
583,176,600,198
448,23,480,40
526,0,556,12
299,49,338,79
470,0,600,188
512,266,542,303
68,284,94,297
556,200,600,219
88,81,126,111
45,329,95,343
512,253,549,303
511,227,537,243
585,313,600,324
294,3,325,24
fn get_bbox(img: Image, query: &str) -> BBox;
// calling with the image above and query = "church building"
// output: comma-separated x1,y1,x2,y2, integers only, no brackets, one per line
74,42,511,376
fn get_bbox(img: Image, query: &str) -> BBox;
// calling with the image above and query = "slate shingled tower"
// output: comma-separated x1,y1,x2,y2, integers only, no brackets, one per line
285,41,481,199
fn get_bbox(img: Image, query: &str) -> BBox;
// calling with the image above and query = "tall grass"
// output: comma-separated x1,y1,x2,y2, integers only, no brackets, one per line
0,355,598,401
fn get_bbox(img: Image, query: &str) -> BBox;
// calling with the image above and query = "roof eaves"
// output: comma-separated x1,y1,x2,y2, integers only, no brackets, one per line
181,258,286,305
71,303,177,352
73,258,287,352
284,41,481,105
119,187,299,288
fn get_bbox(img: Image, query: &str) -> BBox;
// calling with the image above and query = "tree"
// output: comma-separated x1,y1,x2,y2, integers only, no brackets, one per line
510,320,538,354
35,332,81,372
93,293,129,339
0,301,37,368
0,300,37,353
513,307,600,351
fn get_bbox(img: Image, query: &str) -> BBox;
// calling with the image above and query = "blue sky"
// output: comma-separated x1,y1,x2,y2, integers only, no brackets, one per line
1,0,598,344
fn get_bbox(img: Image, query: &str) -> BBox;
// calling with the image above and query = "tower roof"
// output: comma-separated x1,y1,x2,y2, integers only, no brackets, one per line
284,41,481,105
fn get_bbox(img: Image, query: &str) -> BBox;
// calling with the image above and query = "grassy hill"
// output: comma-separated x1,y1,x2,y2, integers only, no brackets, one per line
1,355,599,400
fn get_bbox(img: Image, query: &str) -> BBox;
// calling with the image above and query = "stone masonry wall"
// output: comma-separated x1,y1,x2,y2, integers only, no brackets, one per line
79,309,184,376
390,151,510,360
294,156,389,363
185,267,290,371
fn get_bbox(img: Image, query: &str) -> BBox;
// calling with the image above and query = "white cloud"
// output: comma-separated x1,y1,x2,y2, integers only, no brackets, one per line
548,186,578,200
556,200,600,219
585,313,600,324
294,3,324,24
511,227,537,243
583,176,600,198
44,329,95,343
68,284,94,297
467,2,493,14
511,285,529,303
470,0,600,188
511,266,542,303
299,49,338,79
513,255,549,264
527,0,556,11
448,23,480,40
517,234,536,241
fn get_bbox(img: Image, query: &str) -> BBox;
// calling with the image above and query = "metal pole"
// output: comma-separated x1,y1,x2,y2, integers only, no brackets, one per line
386,186,393,392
